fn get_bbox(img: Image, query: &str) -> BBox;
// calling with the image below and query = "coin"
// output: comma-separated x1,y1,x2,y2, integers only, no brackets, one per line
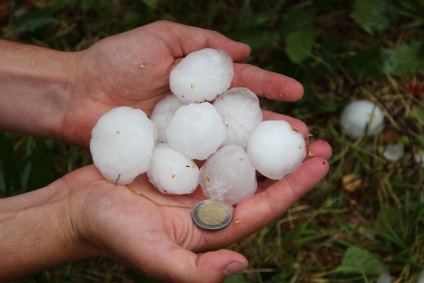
192,199,233,230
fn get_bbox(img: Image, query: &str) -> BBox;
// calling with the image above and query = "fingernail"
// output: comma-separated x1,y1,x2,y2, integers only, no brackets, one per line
223,261,248,277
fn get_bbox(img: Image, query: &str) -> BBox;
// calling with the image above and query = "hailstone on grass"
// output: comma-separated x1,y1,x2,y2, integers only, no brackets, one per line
169,48,234,103
376,272,392,283
382,143,404,162
150,95,183,143
415,150,424,168
199,145,257,205
147,143,199,194
417,270,424,283
90,106,156,185
214,87,262,148
340,100,384,138
166,102,226,160
247,120,306,180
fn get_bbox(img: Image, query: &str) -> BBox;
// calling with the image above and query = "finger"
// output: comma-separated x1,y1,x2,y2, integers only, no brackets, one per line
135,242,248,283
237,157,329,231
305,140,332,160
145,20,251,62
232,63,304,102
198,156,329,249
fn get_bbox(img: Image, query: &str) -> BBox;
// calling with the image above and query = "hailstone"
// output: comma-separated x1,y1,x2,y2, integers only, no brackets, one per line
415,150,424,168
382,143,404,162
147,143,199,194
199,145,257,205
90,106,156,185
247,120,306,180
417,269,424,283
340,100,384,138
169,48,234,103
166,102,226,160
376,272,392,283
150,95,183,143
214,87,262,148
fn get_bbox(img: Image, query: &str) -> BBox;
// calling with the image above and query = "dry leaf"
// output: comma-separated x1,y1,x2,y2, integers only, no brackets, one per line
342,173,362,192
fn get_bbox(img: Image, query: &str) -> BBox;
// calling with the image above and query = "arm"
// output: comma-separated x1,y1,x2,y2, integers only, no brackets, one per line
0,180,95,281
0,40,79,140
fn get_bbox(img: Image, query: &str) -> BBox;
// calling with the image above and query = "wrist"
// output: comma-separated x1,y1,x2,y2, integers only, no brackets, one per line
0,180,97,280
0,40,80,141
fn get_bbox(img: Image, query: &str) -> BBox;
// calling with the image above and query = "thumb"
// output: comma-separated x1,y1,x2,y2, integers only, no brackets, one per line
142,246,248,283
198,249,249,281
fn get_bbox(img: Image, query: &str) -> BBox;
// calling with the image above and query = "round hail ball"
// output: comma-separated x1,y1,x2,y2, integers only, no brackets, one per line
247,120,306,180
199,145,257,205
340,100,384,138
382,143,404,162
150,95,183,143
90,106,156,185
147,143,199,194
214,87,262,148
166,102,226,160
169,48,234,103
415,150,424,168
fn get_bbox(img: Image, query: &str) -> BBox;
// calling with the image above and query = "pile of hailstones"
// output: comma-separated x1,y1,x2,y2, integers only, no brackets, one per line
90,48,306,205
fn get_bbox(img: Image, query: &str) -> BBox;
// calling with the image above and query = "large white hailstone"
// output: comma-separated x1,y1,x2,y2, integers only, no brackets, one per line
90,106,156,185
247,120,306,180
382,143,404,162
147,143,199,194
376,272,392,283
415,150,424,168
150,95,183,143
214,87,263,148
169,48,234,104
417,269,424,283
166,102,226,160
340,100,384,138
199,145,257,205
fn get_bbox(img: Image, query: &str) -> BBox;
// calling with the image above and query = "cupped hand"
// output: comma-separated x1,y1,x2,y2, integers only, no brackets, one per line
62,136,331,283
61,20,304,148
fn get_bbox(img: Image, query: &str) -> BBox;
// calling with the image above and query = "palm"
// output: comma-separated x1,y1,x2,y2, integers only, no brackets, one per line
67,165,239,279
70,165,230,254
64,24,186,147
78,28,178,112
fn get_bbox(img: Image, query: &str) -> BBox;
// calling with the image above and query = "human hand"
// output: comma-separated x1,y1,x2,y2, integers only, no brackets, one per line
60,137,331,283
60,20,304,148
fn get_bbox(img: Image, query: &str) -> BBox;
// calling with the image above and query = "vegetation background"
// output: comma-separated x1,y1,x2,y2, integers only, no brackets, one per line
0,0,423,282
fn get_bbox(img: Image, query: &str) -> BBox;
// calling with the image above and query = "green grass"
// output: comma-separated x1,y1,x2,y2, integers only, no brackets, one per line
1,0,423,282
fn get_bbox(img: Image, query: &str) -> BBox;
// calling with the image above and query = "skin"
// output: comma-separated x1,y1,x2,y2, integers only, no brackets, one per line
0,21,332,282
